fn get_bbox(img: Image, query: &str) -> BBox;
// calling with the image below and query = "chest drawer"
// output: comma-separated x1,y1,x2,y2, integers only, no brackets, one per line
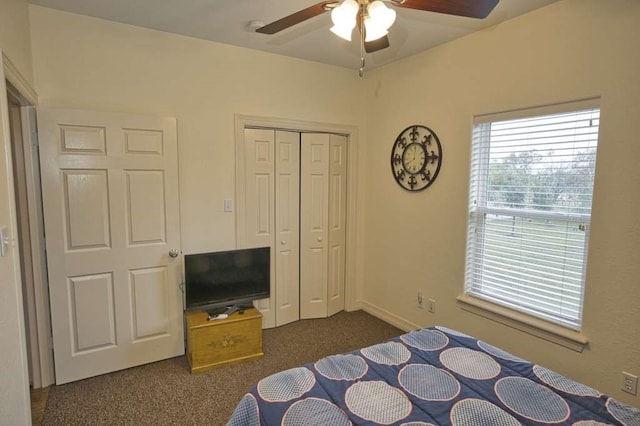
186,309,263,373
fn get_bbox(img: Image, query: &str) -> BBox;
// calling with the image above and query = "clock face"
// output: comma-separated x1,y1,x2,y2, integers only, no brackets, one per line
391,125,442,191
402,143,426,174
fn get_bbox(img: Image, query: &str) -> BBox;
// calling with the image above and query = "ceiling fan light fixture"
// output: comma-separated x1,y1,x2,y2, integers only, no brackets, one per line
364,19,388,42
364,1,396,41
330,0,358,41
330,23,354,41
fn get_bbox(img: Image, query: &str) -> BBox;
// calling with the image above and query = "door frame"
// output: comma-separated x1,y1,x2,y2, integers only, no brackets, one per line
234,114,363,318
4,53,54,389
1,51,39,424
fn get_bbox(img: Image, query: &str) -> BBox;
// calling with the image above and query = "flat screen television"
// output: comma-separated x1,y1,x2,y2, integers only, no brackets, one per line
184,247,270,312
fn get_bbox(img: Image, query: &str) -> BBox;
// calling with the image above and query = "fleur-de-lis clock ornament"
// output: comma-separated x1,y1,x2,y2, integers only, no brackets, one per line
390,125,442,191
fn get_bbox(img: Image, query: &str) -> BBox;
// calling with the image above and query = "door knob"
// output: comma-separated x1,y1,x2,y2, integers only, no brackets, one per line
317,237,323,242
169,248,180,258
281,240,286,245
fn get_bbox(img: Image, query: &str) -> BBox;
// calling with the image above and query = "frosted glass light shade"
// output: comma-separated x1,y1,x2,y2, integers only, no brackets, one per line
330,0,358,41
364,19,388,41
330,23,355,41
365,1,396,41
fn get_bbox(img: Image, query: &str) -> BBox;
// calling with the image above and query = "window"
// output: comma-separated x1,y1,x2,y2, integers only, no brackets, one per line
465,100,600,331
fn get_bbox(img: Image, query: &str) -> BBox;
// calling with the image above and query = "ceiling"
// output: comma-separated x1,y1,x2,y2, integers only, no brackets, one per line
28,0,560,71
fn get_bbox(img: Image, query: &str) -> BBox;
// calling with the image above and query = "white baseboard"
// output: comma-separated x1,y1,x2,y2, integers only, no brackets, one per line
360,301,422,332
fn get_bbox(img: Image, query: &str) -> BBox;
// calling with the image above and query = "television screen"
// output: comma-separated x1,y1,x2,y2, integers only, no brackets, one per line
184,247,270,311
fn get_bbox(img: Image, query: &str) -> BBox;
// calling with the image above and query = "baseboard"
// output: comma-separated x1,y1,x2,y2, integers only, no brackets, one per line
360,301,422,332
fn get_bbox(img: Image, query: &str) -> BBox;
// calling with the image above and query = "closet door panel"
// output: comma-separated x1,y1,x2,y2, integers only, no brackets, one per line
300,134,329,319
243,128,275,327
327,135,348,316
274,131,300,326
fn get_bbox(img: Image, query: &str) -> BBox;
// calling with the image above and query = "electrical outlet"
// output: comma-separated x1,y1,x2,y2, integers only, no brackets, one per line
621,371,638,395
427,298,436,313
417,292,425,309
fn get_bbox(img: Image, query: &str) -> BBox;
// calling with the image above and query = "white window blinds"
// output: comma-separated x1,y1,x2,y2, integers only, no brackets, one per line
465,101,600,330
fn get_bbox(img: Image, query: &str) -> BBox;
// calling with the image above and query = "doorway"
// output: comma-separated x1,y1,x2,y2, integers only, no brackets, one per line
6,83,54,390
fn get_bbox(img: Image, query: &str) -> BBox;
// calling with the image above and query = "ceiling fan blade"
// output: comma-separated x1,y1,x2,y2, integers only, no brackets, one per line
365,36,390,53
394,0,499,19
255,2,337,35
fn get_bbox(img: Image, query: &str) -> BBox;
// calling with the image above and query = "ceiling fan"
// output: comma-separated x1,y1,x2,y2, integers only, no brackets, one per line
255,0,499,76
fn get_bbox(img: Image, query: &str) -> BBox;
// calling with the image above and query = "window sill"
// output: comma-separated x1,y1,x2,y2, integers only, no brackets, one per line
456,294,588,352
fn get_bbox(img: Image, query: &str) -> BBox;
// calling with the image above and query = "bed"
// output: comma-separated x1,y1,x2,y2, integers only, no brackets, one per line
227,326,640,425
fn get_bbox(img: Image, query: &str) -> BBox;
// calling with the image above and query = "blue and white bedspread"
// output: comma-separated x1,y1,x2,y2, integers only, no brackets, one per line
228,326,640,425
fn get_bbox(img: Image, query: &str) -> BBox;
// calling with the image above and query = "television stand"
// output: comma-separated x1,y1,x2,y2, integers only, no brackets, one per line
185,308,263,373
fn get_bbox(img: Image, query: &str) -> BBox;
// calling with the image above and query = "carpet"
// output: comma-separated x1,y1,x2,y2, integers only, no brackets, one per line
41,310,402,425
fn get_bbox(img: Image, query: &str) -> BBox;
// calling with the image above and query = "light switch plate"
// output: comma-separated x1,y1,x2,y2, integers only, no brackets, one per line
0,226,8,257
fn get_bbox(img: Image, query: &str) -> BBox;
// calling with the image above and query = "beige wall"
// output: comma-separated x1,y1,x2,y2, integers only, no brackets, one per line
0,0,33,84
29,5,367,256
361,0,640,405
28,0,639,407
0,0,33,423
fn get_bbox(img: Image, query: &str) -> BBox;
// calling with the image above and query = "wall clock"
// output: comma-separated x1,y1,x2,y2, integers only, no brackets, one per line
391,125,442,191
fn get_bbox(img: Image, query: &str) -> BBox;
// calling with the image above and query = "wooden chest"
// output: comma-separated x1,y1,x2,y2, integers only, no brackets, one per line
185,308,263,373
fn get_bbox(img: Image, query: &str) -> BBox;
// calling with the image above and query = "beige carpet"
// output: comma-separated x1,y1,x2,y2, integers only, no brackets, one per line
42,310,402,425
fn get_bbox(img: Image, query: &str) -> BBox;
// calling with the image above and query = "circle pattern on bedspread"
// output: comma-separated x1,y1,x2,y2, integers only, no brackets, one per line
533,365,601,397
400,329,449,351
227,394,259,426
315,354,368,381
282,397,350,426
361,341,411,365
572,421,613,426
401,422,436,426
450,398,521,426
477,341,526,363
398,364,460,401
495,377,570,423
345,380,411,424
606,398,640,426
439,348,501,380
257,367,316,402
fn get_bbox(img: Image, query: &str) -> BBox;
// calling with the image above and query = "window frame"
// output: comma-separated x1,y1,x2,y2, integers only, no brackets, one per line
460,98,600,350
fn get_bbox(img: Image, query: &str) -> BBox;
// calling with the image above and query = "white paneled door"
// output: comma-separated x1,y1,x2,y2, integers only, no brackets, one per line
275,131,301,326
300,133,347,319
300,134,329,319
243,128,276,328
327,134,348,316
38,108,183,384
243,129,300,328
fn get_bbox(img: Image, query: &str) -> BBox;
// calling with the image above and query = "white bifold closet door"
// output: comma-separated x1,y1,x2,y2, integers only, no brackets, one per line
243,129,300,328
300,133,347,319
242,129,347,327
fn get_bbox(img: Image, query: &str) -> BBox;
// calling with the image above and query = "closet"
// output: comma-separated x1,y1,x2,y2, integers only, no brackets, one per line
240,128,348,328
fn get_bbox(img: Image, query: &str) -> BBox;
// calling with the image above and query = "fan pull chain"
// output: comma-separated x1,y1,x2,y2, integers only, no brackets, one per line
359,3,365,77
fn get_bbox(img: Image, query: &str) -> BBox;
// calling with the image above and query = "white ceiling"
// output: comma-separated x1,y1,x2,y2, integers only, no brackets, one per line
28,0,559,71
